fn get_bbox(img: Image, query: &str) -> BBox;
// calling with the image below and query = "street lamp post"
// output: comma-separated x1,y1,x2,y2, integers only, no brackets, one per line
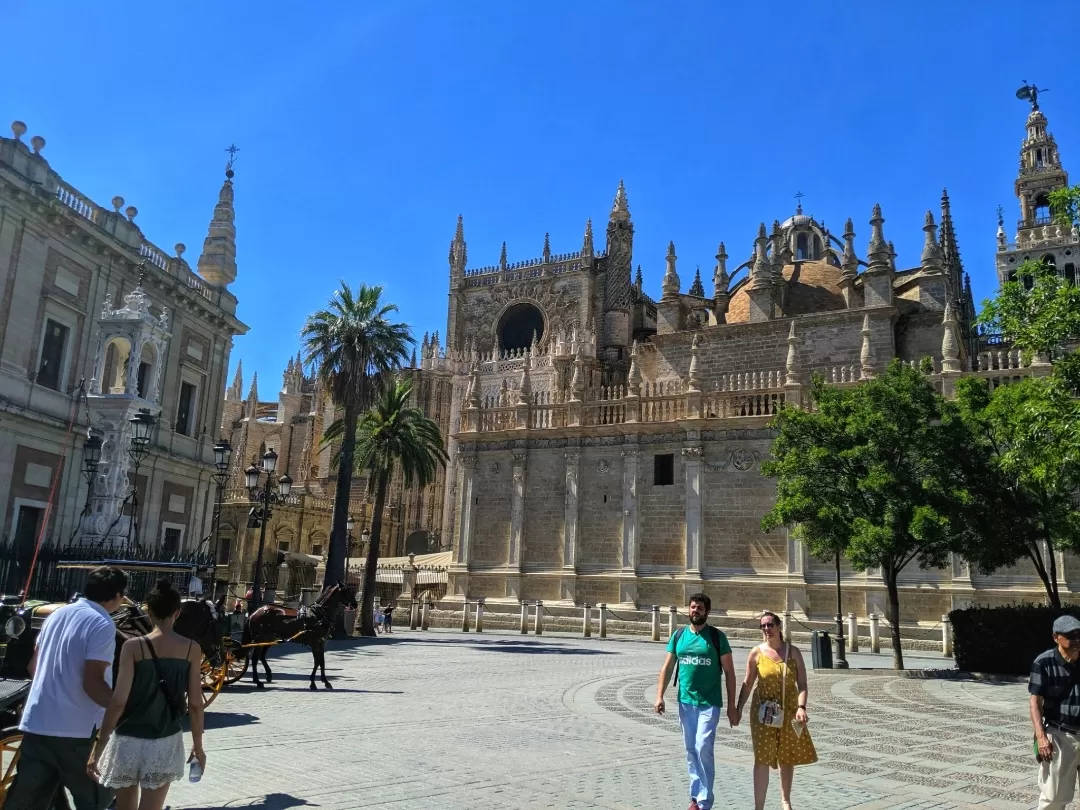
73,434,102,543
344,516,356,584
834,550,849,669
126,409,156,550
210,439,233,599
245,449,292,615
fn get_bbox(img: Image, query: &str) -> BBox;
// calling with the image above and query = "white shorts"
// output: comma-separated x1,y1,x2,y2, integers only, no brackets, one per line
97,731,186,790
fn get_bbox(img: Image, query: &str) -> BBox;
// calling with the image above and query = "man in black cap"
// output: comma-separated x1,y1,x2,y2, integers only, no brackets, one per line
1030,614,1080,808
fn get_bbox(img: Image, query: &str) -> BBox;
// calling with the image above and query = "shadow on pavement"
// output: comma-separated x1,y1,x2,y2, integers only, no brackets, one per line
174,792,314,810
201,711,260,730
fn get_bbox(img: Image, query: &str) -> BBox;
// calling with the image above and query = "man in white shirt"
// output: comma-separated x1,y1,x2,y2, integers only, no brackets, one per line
6,566,127,810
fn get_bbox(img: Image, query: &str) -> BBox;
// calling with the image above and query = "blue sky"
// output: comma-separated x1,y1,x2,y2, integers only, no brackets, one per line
6,1,1079,396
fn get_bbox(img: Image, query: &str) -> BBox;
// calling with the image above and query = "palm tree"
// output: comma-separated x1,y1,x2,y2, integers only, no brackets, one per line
351,379,446,636
301,282,411,586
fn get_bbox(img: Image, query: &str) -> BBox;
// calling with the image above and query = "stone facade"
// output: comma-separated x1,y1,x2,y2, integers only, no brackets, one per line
0,120,248,571
418,101,1074,625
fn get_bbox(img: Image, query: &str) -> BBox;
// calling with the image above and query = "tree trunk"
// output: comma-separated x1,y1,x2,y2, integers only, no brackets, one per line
1029,540,1061,609
324,405,358,587
884,570,905,671
358,465,391,637
1047,538,1062,609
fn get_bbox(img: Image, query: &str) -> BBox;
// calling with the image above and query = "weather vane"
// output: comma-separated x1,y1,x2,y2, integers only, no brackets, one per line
996,204,1004,223
1016,82,1047,111
225,143,240,172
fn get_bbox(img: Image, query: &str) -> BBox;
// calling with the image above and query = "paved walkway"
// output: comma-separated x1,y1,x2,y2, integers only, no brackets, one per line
162,629,1060,809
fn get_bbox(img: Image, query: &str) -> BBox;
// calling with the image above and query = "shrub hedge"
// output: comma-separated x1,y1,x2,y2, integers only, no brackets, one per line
949,603,1080,676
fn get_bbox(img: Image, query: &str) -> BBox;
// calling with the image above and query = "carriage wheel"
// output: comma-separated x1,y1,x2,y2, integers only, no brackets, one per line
223,642,250,685
200,656,226,708
0,727,22,804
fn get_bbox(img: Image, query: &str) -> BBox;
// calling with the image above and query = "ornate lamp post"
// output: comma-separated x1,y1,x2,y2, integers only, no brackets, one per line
72,434,102,543
834,550,849,669
209,439,233,597
126,409,156,550
245,449,292,614
344,516,356,582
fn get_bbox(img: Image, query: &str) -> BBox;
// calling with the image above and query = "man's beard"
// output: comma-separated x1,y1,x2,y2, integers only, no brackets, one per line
690,614,707,626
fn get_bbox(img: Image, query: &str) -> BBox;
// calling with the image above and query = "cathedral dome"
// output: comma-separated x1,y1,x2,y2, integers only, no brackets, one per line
725,259,847,324
781,213,813,229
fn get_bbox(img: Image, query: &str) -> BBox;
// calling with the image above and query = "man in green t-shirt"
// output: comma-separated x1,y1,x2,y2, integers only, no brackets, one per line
655,592,737,810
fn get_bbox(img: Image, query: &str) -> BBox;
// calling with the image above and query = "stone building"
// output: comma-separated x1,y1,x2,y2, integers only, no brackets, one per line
411,97,1074,625
0,120,247,580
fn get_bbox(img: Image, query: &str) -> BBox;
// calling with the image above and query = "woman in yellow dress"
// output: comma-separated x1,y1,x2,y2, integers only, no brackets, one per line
735,611,817,810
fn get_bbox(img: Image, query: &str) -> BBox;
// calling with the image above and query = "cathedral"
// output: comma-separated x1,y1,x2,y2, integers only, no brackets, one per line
223,96,1076,625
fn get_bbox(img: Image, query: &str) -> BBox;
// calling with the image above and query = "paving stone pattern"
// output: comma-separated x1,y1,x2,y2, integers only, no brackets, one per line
164,630,1071,809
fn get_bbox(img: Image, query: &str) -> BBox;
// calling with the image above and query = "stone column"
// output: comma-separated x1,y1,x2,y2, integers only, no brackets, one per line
682,446,704,576
620,447,639,572
508,452,527,570
563,450,580,571
453,456,478,567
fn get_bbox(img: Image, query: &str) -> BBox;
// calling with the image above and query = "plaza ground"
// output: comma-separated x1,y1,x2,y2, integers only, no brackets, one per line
163,629,1055,809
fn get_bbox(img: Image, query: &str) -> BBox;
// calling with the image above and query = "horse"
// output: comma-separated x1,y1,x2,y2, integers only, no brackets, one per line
243,582,354,691
112,595,230,674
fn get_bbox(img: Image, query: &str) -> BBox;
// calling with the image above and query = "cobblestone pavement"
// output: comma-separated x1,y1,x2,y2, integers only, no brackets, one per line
162,629,1063,810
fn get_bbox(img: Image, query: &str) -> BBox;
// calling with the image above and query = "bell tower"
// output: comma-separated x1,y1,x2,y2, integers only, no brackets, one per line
997,84,1078,289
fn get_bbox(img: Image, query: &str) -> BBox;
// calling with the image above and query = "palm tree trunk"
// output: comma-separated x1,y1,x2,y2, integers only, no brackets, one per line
359,464,391,637
325,404,358,586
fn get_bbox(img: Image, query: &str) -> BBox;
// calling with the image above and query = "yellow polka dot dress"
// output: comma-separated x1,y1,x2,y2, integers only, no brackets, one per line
749,646,818,768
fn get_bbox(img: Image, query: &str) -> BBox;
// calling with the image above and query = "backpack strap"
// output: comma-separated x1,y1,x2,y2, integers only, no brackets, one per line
672,626,687,684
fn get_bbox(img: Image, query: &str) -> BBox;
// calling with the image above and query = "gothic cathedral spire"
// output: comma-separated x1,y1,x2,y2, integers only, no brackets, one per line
602,179,634,355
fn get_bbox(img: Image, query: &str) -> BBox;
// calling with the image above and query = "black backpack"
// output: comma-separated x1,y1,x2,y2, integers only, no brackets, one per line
672,624,725,686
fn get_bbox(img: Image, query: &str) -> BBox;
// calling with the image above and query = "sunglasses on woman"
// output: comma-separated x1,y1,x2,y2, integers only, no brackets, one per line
760,622,776,630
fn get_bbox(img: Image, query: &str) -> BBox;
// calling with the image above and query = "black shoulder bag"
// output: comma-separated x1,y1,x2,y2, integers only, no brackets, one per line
142,637,187,724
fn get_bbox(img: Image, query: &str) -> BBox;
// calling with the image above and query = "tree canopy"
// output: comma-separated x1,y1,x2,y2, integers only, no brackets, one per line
762,362,989,669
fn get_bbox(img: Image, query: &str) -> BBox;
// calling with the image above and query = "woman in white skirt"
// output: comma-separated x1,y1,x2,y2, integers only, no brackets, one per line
88,579,206,809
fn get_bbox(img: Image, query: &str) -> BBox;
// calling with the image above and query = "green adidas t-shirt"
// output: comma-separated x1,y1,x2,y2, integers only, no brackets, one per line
667,625,732,707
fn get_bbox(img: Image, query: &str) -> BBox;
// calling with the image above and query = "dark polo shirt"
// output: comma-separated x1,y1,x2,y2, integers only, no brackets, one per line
1030,648,1080,727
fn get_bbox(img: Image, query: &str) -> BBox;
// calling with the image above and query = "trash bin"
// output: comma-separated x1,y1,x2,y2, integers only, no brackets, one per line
810,630,832,669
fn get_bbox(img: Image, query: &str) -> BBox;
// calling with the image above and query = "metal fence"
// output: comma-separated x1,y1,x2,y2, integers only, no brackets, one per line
0,543,215,603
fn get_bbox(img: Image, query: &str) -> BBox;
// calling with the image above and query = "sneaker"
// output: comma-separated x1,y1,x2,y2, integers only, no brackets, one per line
688,801,700,810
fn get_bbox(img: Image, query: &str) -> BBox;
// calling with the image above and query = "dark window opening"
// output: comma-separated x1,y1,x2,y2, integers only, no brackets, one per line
176,382,196,436
795,233,808,261
1044,254,1057,270
1023,274,1035,291
603,494,607,503
1034,195,1051,223
1065,264,1077,286
136,362,151,398
277,541,290,553
38,319,69,390
161,527,181,556
217,540,231,565
311,543,324,556
654,453,674,486
498,303,545,353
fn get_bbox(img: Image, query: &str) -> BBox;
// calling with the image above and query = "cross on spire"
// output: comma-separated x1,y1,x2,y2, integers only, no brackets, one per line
794,191,805,213
225,144,240,171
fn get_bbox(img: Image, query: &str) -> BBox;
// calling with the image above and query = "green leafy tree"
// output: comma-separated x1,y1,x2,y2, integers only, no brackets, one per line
762,362,989,669
342,379,447,637
1049,185,1080,230
302,283,411,586
978,260,1080,365
955,376,1080,607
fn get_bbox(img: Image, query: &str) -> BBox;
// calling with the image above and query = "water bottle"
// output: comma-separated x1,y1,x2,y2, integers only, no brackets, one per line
189,759,203,783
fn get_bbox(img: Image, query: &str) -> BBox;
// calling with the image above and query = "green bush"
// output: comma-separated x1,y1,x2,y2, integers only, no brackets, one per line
949,603,1080,675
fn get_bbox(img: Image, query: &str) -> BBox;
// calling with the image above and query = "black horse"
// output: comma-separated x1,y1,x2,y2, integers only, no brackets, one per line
244,582,354,691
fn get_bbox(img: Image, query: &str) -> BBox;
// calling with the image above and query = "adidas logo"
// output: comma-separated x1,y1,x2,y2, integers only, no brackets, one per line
679,655,713,666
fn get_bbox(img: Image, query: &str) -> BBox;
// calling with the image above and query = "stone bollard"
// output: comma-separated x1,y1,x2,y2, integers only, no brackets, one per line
520,601,530,634
599,603,608,638
475,599,485,633
410,601,420,631
421,601,431,631
534,600,544,635
942,614,952,657
461,601,471,633
847,612,859,653
869,612,880,654
668,606,678,638
583,603,592,638
651,605,661,642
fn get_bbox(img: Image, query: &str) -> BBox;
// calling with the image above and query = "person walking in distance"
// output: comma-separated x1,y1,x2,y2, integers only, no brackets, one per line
735,611,817,810
654,593,738,810
1029,615,1080,808
89,579,205,810
5,566,128,810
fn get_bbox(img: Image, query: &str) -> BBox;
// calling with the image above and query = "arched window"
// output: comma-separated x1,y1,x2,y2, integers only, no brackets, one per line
795,233,808,261
1034,194,1051,223
1043,253,1057,271
812,236,823,260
